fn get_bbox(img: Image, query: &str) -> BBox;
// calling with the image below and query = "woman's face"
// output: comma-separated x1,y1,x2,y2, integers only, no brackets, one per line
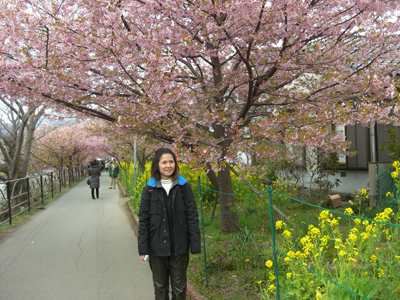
158,154,175,180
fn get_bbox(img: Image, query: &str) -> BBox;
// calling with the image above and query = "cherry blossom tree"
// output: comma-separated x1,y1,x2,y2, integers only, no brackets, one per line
31,122,108,173
1,0,400,232
0,96,45,181
84,119,160,170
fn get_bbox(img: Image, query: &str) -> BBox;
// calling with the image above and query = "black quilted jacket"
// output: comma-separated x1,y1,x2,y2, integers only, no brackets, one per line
138,175,201,257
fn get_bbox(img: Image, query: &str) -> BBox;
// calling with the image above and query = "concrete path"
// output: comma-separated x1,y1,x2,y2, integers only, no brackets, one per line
0,175,154,300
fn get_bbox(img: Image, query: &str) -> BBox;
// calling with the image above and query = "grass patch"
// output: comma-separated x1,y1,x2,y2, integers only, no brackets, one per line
187,191,387,300
189,198,283,300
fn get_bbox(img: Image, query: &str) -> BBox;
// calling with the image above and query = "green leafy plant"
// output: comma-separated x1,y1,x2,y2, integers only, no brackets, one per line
236,226,257,252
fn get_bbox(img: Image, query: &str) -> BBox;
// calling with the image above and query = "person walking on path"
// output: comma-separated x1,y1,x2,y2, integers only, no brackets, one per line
138,148,201,300
108,159,120,189
88,159,101,199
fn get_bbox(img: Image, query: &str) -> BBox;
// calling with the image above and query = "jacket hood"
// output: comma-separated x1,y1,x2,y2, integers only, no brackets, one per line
147,174,187,187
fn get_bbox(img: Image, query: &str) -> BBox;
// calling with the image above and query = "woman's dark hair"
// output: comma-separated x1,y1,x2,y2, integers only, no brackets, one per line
90,160,99,167
151,148,179,181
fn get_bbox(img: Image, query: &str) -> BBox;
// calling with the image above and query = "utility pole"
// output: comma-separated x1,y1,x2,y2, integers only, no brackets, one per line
134,137,137,188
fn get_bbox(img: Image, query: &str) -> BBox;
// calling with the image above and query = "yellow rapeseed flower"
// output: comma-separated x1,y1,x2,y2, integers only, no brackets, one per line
275,220,285,230
347,256,356,262
287,251,295,258
286,273,292,279
346,232,358,244
378,268,384,277
309,227,321,237
265,260,273,268
329,218,339,226
370,255,377,263
384,208,394,215
366,224,374,232
320,236,329,247
344,208,354,215
360,232,370,241
269,273,275,281
319,210,329,220
301,236,311,245
316,290,323,299
269,285,276,292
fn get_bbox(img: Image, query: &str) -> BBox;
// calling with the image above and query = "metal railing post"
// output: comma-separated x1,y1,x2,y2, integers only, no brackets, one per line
198,176,208,287
40,175,44,204
268,181,280,299
6,181,12,225
27,177,31,212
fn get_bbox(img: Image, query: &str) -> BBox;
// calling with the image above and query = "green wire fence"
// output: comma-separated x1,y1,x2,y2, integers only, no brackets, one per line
124,168,398,299
195,179,400,300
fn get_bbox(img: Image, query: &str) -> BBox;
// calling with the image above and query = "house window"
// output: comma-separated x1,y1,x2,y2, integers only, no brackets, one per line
345,124,370,169
376,124,391,163
345,123,391,169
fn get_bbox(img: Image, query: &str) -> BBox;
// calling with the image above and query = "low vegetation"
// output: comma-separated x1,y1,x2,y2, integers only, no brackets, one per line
121,162,400,300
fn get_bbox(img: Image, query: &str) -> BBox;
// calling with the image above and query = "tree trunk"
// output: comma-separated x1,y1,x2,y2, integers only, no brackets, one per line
211,193,218,220
19,113,42,178
218,164,238,233
205,163,219,190
205,163,219,219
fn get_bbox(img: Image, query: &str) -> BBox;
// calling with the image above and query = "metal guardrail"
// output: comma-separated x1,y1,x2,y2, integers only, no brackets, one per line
0,166,87,227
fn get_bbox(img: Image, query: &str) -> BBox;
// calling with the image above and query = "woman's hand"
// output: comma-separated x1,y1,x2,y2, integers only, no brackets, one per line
140,255,145,261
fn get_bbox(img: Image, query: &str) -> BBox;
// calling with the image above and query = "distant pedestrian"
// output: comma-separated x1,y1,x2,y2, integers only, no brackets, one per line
138,148,201,300
108,159,120,189
88,160,101,199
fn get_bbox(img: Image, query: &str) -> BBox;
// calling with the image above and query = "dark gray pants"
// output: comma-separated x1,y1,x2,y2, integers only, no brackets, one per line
91,188,99,199
149,253,189,300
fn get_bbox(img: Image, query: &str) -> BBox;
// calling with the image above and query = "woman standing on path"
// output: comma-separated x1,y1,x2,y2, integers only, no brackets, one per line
138,148,201,300
88,160,101,199
108,159,120,189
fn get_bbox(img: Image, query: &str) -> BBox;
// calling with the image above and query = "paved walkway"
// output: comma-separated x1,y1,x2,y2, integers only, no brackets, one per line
0,175,154,300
